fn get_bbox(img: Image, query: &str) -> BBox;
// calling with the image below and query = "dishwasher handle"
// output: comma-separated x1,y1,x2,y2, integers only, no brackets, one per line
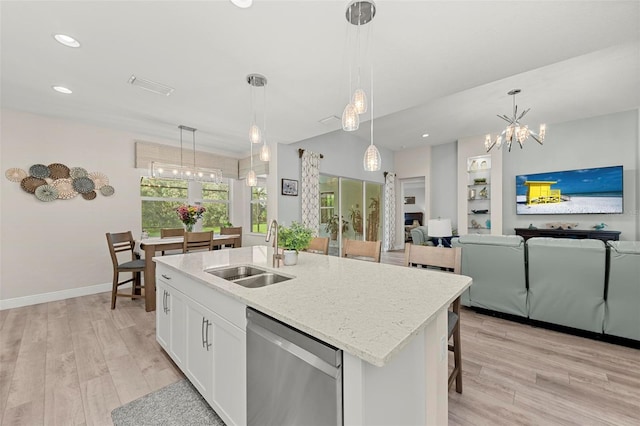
247,319,341,379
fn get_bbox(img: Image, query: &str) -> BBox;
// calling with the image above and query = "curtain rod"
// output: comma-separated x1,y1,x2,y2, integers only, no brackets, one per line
298,148,324,159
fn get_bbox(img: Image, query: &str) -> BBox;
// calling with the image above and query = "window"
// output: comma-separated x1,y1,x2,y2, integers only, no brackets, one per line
250,181,267,233
201,181,231,232
320,191,335,224
141,177,230,236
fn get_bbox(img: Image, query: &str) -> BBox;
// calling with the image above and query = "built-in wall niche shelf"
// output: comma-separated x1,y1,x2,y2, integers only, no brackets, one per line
465,154,493,232
467,156,491,172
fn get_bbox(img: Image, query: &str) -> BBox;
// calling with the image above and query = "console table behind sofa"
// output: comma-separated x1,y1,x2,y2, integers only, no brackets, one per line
515,228,621,242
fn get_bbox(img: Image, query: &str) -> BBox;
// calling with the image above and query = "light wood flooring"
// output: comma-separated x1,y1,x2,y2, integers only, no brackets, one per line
1,250,638,425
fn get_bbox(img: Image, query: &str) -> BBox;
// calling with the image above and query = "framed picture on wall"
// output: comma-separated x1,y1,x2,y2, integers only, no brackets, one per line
404,196,416,205
281,179,298,196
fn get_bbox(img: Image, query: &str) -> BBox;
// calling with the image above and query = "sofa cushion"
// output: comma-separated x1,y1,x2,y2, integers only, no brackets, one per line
454,234,527,317
527,237,606,333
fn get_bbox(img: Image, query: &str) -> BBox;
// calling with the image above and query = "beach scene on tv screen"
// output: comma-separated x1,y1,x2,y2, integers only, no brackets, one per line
516,166,623,215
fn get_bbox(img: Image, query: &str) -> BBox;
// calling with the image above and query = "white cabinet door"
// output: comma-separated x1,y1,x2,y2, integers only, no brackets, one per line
168,289,187,368
185,300,214,402
211,313,246,426
156,281,170,350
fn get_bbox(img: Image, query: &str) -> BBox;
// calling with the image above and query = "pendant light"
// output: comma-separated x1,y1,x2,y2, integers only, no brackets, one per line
363,68,381,171
342,1,375,131
246,74,267,187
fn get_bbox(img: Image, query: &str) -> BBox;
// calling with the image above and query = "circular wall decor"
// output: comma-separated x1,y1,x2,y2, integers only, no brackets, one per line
88,172,109,189
48,163,70,179
35,185,59,202
29,164,51,179
82,191,97,200
20,176,47,193
51,178,78,199
72,176,95,194
70,167,88,179
5,168,27,182
100,185,115,196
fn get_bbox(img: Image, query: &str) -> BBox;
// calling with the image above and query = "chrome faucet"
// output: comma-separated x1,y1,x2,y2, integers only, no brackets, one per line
265,219,282,268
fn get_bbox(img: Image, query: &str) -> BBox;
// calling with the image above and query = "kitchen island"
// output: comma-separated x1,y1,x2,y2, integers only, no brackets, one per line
154,246,472,425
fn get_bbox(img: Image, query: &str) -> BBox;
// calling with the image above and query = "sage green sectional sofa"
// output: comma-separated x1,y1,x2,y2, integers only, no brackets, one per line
527,238,606,334
604,241,640,341
450,234,639,342
454,234,528,317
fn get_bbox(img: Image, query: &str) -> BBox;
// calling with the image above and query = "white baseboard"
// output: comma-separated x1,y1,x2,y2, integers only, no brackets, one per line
0,282,130,311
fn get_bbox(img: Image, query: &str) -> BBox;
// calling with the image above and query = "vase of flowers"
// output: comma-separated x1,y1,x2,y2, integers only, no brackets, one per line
176,204,206,232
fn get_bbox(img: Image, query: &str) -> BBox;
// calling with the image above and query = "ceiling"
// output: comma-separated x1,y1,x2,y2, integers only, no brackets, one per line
2,1,639,158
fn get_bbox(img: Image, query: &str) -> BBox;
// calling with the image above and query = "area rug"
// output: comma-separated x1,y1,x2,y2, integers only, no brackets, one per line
111,379,226,426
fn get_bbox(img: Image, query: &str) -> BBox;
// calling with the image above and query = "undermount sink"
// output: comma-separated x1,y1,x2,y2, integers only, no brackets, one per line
205,265,293,288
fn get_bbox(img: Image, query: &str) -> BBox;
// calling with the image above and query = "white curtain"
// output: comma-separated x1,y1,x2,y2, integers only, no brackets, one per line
383,172,396,251
301,151,321,234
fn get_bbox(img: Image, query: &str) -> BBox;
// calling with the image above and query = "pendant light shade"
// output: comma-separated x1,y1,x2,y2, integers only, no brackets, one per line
352,88,367,114
342,103,359,131
249,124,262,144
363,143,381,171
246,169,257,187
259,143,270,162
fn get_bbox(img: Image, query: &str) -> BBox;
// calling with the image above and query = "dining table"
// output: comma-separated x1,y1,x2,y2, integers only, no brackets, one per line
138,234,241,312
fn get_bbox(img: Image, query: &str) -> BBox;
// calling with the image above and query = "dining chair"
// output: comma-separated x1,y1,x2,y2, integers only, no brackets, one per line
183,231,214,253
305,236,329,255
404,242,463,393
106,231,146,309
220,226,242,248
342,239,381,263
160,228,184,255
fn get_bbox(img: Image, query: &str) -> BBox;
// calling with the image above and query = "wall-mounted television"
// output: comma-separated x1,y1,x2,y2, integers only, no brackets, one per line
516,165,623,215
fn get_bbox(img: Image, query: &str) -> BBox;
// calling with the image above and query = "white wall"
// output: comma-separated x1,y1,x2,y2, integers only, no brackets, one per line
1,110,144,307
502,109,638,240
430,143,458,227
275,130,394,227
403,186,425,214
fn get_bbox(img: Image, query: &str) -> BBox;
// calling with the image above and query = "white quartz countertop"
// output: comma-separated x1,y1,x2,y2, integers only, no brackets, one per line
154,246,472,367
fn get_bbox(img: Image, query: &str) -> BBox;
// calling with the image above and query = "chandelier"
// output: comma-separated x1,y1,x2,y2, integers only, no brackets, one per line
150,125,222,183
485,89,546,152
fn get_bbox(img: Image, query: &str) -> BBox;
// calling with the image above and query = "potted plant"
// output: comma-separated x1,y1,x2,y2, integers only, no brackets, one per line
324,214,349,240
278,222,314,265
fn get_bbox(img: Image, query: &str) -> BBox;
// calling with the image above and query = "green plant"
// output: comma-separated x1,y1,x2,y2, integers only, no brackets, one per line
324,214,349,238
220,216,233,228
278,222,314,252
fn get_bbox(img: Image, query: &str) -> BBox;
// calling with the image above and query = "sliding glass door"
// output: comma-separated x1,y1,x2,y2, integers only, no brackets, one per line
319,175,383,256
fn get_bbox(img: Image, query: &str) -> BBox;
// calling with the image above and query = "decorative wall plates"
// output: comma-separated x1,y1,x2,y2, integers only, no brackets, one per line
72,176,95,194
88,172,108,189
20,176,46,193
70,167,88,179
100,185,115,196
48,163,70,179
7,163,113,202
5,168,27,182
51,178,78,199
29,164,51,179
35,185,59,202
82,191,97,200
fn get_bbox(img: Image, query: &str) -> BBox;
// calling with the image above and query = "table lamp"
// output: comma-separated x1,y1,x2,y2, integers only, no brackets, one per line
428,218,452,248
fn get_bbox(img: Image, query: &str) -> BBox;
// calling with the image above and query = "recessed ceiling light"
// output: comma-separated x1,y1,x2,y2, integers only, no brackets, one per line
52,86,72,94
230,0,252,8
53,34,80,48
422,133,429,138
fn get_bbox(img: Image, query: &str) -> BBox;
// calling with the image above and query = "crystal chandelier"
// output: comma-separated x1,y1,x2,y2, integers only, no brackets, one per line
150,125,222,183
485,89,547,152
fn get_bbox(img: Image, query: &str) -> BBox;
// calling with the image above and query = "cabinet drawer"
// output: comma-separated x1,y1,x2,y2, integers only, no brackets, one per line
157,264,246,330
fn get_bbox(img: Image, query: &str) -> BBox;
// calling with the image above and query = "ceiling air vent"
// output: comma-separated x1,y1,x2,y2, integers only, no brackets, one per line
128,75,174,96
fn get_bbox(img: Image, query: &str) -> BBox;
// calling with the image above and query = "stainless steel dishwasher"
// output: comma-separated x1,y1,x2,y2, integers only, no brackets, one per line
246,307,343,426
